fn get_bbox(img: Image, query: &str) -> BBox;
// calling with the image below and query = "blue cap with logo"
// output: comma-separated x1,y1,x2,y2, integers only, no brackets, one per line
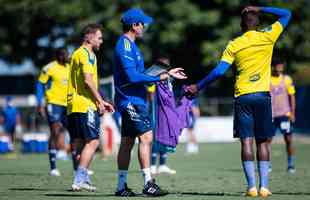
121,8,153,25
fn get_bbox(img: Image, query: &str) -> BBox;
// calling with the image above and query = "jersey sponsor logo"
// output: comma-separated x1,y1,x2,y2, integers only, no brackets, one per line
249,74,260,82
124,39,131,52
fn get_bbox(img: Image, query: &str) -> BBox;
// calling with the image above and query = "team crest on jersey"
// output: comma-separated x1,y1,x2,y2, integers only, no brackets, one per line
249,74,260,82
124,39,131,52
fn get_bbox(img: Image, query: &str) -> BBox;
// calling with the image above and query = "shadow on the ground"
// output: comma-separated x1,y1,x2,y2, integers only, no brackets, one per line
9,188,51,191
172,191,242,197
0,172,43,176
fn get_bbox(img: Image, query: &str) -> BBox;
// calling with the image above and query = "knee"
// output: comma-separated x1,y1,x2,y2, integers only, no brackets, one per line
86,138,99,149
139,132,153,145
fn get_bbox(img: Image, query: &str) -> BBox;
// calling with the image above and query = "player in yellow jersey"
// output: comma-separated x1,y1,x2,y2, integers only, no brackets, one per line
186,6,291,197
67,24,114,191
36,48,69,177
269,58,296,173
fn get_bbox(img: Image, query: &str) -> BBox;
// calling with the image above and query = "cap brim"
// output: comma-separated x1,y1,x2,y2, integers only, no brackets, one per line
142,15,153,25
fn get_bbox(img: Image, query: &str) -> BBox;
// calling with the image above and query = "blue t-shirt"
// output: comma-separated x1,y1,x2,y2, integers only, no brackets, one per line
1,106,18,129
113,35,160,112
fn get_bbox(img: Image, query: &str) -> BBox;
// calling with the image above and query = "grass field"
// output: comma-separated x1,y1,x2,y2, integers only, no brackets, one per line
0,142,310,200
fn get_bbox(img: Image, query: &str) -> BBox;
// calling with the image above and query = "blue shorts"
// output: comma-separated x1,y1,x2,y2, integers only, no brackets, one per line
233,92,273,140
67,110,100,141
121,104,152,138
273,116,293,135
4,124,15,135
46,104,67,127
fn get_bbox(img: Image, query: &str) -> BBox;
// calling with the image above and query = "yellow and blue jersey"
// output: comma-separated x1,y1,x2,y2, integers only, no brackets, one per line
221,21,284,97
67,46,98,114
38,61,69,106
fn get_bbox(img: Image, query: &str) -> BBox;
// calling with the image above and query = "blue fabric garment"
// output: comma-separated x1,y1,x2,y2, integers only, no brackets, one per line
113,35,160,112
2,105,18,129
197,61,231,91
261,7,291,28
121,8,153,25
155,82,192,148
36,81,45,105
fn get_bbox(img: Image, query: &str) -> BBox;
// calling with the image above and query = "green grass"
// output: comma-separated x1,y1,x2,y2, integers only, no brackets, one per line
0,142,310,200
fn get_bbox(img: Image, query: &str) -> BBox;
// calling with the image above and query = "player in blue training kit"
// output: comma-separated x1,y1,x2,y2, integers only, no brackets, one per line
0,96,22,151
113,8,187,197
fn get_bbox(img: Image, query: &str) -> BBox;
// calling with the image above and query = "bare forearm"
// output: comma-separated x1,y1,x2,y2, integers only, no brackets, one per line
85,79,103,104
290,95,296,115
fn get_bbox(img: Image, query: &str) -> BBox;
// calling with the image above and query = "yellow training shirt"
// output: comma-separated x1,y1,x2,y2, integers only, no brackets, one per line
271,74,295,95
67,46,98,114
221,21,284,97
38,61,69,106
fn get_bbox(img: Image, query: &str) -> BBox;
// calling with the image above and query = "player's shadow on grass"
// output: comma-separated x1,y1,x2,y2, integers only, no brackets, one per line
273,192,310,196
174,191,310,197
173,191,242,197
45,193,116,197
0,172,44,176
10,188,51,191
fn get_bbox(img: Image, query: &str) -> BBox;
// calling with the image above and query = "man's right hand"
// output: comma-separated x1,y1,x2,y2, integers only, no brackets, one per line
97,100,115,115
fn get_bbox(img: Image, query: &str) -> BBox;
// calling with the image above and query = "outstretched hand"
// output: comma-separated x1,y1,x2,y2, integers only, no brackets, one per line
242,6,261,14
168,68,187,80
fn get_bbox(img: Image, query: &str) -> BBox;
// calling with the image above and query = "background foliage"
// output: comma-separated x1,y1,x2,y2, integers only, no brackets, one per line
0,0,309,95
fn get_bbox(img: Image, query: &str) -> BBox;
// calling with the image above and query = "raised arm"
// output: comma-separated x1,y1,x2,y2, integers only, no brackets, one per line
243,6,291,28
261,7,292,28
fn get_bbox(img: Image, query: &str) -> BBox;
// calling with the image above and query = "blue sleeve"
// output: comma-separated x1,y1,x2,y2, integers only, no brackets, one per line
197,61,231,91
124,68,161,84
261,7,292,28
36,81,45,105
116,42,161,84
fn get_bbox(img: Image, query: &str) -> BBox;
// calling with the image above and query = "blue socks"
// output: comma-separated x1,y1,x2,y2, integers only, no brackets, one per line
242,161,256,189
258,161,269,188
151,153,157,166
287,155,295,168
159,152,167,165
71,150,79,171
48,149,57,170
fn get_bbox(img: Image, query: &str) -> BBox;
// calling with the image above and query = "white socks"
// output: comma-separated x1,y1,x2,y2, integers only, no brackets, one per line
141,168,152,186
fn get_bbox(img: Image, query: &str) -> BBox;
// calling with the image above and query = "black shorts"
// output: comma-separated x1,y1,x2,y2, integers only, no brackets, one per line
121,104,152,138
273,116,293,135
67,110,100,141
233,92,274,140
